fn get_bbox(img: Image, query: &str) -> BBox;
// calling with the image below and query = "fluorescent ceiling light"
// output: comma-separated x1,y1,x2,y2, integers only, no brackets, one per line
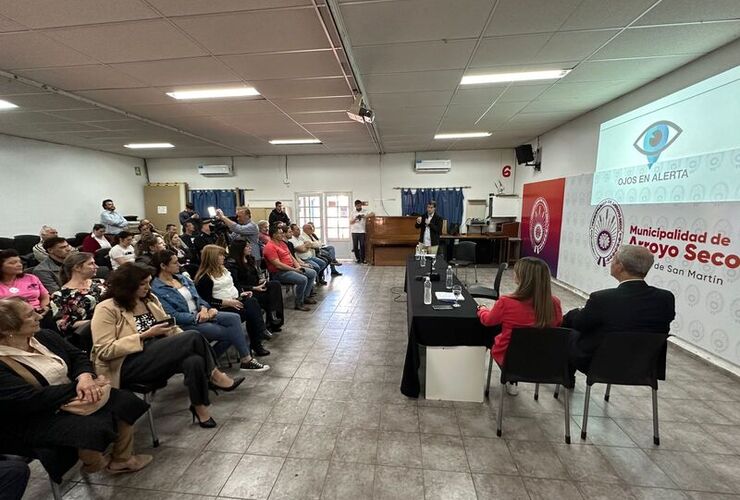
124,142,175,149
0,99,19,110
166,87,260,100
269,139,322,145
434,132,492,140
461,69,571,85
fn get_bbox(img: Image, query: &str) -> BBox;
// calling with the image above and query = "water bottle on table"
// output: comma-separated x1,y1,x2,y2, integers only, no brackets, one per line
445,265,453,290
423,277,432,305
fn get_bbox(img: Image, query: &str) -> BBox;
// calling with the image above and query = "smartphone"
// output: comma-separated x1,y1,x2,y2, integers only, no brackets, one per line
153,317,175,326
207,206,217,217
432,305,453,310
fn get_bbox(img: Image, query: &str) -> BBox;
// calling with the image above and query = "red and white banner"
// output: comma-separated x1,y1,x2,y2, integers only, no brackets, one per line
521,178,566,277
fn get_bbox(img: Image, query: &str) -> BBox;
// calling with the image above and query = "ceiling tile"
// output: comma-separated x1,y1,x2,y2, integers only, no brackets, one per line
32,122,108,132
173,9,328,55
0,0,158,28
593,22,740,60
46,108,129,121
537,79,648,100
182,99,280,116
0,13,24,31
293,111,349,124
520,98,596,114
471,34,551,67
563,54,698,82
13,65,147,91
560,0,656,30
46,19,206,63
0,32,95,68
451,86,507,105
341,0,492,45
112,57,241,86
219,50,341,81
272,97,353,113
147,0,311,17
304,122,365,133
76,88,176,106
534,29,619,63
254,77,351,99
0,111,74,124
85,119,148,130
363,70,464,93
486,0,581,36
368,91,453,108
0,92,93,110
0,78,44,96
354,39,475,74
633,0,740,25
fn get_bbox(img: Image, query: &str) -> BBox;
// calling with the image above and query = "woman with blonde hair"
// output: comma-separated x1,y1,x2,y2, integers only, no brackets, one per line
195,245,272,360
477,257,563,395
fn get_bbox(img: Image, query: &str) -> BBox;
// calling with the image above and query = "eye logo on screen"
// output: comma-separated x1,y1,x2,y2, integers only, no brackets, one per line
589,199,624,266
633,120,682,168
529,197,550,254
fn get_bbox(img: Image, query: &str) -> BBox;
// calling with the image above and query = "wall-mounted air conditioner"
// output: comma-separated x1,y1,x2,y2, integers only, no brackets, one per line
197,164,234,176
415,159,451,173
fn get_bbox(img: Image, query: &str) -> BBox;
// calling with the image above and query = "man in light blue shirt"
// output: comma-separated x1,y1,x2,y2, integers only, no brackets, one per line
100,199,128,235
216,207,261,265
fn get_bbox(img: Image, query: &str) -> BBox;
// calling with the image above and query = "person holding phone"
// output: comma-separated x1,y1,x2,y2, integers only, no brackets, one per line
91,263,244,429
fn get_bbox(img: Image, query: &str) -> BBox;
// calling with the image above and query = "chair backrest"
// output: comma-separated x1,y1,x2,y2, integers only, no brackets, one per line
13,235,40,255
502,327,574,387
94,248,111,268
454,241,477,262
586,332,669,389
0,237,14,250
493,262,507,293
75,232,89,246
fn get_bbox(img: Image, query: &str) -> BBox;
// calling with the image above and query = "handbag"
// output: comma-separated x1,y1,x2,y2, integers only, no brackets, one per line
0,356,110,416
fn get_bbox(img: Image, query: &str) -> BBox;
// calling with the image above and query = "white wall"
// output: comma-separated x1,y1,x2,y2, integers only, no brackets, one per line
515,38,740,193
147,149,517,219
0,133,146,237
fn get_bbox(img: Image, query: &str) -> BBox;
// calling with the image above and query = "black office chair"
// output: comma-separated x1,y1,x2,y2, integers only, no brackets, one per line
449,241,477,284
75,232,89,247
469,262,507,300
13,235,40,256
124,382,167,448
94,248,111,268
581,332,669,445
487,327,575,443
0,237,14,250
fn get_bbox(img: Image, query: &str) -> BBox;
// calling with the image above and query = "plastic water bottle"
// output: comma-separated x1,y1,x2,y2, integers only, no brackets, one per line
423,277,432,305
445,265,454,290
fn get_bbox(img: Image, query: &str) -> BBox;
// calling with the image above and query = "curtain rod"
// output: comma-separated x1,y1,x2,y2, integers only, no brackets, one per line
393,186,471,190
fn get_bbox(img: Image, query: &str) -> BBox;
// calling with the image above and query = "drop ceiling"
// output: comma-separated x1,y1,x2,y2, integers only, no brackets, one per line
0,0,737,158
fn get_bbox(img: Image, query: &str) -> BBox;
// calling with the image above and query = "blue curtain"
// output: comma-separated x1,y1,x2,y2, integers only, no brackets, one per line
400,188,464,225
190,190,237,218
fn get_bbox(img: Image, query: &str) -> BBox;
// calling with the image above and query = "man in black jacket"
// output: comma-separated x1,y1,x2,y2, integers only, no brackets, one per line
268,201,291,226
415,201,444,255
564,245,675,372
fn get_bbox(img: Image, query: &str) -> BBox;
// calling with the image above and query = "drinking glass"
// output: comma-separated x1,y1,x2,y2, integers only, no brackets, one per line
452,285,462,308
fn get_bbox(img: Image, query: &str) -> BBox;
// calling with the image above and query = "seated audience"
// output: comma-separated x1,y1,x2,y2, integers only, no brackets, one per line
304,222,342,276
100,199,128,236
0,249,51,316
564,245,675,373
109,232,135,270
194,245,272,358
165,224,177,236
477,256,563,395
164,231,195,275
91,263,241,428
227,240,284,332
0,298,152,474
269,201,291,226
257,220,270,252
81,224,112,253
151,250,265,371
135,234,165,268
263,223,317,311
288,223,328,285
32,225,58,262
216,207,261,265
179,202,199,228
194,220,218,255
51,253,106,343
32,237,73,293
132,219,156,245
181,221,198,250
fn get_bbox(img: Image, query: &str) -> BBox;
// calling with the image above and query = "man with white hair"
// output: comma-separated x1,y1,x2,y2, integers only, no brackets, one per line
565,244,675,372
32,225,58,262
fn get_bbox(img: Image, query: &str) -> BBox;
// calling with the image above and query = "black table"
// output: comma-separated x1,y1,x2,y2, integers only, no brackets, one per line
400,255,496,398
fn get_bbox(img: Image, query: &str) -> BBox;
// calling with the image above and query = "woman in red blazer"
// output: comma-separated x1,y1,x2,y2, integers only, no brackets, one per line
477,257,562,395
81,224,112,253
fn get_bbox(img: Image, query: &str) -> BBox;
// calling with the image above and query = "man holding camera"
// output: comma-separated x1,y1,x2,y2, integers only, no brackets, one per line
216,207,261,265
350,199,371,264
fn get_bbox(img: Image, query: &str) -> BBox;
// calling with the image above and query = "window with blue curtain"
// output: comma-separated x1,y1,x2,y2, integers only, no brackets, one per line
401,188,464,225
190,190,237,218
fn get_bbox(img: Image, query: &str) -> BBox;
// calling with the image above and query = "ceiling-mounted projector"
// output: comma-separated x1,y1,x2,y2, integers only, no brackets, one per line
347,95,374,124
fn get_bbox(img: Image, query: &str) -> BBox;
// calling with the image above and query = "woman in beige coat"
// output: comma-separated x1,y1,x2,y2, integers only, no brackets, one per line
91,263,243,428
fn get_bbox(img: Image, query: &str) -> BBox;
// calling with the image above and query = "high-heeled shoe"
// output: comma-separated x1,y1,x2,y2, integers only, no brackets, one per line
189,405,217,428
208,376,245,394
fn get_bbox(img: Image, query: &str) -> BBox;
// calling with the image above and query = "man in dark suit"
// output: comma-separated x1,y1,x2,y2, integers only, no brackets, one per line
564,244,675,372
415,201,444,255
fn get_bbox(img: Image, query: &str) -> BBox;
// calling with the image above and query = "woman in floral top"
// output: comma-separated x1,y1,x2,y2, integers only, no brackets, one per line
52,252,106,340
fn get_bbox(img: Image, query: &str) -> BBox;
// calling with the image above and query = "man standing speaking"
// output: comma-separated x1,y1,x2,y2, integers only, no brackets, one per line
416,201,443,256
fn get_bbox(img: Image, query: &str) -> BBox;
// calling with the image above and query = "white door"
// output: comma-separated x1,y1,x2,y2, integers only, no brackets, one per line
295,192,352,259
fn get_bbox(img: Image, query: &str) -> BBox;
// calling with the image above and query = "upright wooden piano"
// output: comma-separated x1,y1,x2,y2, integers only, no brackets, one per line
365,215,419,266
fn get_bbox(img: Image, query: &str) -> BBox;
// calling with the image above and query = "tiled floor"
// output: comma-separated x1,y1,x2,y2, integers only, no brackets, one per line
23,264,740,499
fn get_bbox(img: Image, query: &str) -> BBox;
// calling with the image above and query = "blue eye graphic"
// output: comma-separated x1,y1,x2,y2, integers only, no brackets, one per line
633,120,682,168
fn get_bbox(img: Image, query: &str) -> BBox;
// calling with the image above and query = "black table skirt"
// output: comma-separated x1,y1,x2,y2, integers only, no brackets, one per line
400,255,497,398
